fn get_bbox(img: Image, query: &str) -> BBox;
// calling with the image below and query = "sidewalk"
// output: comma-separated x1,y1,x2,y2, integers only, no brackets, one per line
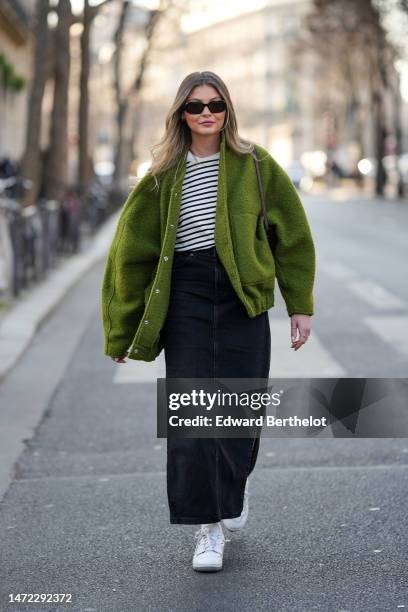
310,181,407,204
0,212,118,384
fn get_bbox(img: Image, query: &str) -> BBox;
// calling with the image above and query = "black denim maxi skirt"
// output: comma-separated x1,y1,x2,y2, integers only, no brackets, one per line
162,245,271,525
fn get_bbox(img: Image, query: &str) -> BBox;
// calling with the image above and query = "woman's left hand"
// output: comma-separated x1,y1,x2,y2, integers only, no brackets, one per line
290,314,312,351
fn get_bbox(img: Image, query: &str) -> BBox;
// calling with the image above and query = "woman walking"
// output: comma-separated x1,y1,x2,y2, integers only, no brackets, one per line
101,71,316,572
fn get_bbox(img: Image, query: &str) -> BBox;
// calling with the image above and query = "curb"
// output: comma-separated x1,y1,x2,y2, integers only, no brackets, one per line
0,212,119,383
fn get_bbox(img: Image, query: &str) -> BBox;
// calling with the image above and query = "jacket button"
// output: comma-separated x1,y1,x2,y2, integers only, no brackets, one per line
170,224,174,228
134,348,139,353
155,288,160,293
144,320,149,324
163,256,168,261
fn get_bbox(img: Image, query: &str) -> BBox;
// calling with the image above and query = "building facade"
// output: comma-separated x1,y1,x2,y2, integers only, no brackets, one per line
0,0,35,160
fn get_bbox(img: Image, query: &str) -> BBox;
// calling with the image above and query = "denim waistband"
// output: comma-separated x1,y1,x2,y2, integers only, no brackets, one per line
173,246,216,258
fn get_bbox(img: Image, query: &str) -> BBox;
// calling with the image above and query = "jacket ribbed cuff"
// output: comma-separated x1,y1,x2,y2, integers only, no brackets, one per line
104,340,131,359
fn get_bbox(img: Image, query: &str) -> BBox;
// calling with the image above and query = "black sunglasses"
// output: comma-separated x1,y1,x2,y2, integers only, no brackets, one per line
183,99,227,115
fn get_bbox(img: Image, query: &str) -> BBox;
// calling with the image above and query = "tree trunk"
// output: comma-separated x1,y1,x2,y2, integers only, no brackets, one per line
372,90,387,197
20,0,50,207
112,0,130,190
43,0,72,201
78,0,91,196
77,0,113,194
393,76,404,198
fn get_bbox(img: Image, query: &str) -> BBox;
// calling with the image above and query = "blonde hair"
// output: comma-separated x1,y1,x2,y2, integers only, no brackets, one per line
147,71,259,191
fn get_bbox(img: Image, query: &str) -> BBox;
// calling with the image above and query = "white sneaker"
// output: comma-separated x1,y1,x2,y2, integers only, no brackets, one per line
192,522,225,572
222,478,250,532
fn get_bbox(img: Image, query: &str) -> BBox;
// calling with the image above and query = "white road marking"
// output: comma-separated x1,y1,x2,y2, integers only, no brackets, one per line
364,316,408,356
319,260,358,281
320,259,407,311
347,279,406,310
113,353,166,383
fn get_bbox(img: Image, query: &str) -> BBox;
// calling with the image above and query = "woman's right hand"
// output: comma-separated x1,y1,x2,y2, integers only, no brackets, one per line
111,351,128,363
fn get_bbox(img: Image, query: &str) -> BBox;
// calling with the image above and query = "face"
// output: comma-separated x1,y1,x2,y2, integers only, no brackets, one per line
181,84,226,136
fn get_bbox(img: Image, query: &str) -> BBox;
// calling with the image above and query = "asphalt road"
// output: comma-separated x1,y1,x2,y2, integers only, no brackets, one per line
0,194,407,611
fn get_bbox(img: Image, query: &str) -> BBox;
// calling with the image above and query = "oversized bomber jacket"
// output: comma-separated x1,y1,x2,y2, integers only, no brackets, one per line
101,130,316,362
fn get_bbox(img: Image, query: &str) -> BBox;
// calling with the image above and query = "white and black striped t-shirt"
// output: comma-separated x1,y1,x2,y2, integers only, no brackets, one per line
174,149,220,251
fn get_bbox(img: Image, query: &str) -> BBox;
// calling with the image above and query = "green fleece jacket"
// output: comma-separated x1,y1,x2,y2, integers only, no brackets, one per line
101,131,316,362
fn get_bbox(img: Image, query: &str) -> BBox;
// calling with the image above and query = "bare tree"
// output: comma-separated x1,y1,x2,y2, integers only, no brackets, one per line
125,3,173,173
20,0,50,206
112,0,171,190
294,3,369,168
78,0,113,196
297,0,398,195
374,0,407,196
42,0,72,201
112,0,131,189
392,69,405,196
